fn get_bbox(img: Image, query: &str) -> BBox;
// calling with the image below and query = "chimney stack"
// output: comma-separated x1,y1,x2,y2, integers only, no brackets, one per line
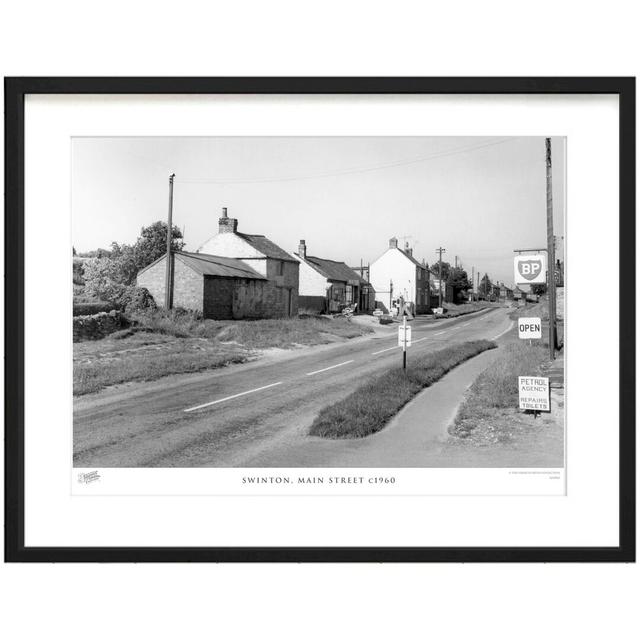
405,241,413,257
298,239,307,259
218,206,238,234
389,237,398,249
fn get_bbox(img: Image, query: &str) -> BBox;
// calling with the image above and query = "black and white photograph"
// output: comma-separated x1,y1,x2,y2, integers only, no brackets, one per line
72,135,566,472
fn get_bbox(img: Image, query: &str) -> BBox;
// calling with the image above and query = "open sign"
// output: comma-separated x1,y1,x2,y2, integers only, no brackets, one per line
514,255,546,285
518,317,542,339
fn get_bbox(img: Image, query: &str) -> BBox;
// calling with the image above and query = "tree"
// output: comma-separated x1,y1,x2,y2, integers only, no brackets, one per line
131,221,185,271
82,221,185,301
78,248,112,258
479,273,493,298
433,260,451,283
531,283,547,296
447,267,470,300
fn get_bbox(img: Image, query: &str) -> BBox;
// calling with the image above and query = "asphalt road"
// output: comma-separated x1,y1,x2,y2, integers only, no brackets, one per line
73,307,513,467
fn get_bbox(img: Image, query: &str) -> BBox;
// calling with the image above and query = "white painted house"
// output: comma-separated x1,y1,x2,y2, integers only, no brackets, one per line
369,237,430,314
293,240,373,313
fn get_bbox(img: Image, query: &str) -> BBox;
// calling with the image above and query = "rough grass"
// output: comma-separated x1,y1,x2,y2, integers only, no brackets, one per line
309,340,497,439
74,312,374,395
441,301,497,318
128,309,372,347
449,341,549,440
74,335,249,396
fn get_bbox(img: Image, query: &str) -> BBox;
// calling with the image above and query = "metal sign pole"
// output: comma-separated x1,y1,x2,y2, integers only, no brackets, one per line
402,315,407,370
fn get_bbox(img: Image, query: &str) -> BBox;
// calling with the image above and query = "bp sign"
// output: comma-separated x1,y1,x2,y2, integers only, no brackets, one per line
514,255,546,285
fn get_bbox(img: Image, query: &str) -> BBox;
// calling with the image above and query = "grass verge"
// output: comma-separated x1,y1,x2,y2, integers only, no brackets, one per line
74,312,374,396
309,340,496,439
437,301,499,319
74,338,249,396
128,309,373,346
449,341,550,442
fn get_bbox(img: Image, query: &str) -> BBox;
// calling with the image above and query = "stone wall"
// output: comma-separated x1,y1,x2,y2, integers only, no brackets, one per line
265,257,299,316
73,310,125,342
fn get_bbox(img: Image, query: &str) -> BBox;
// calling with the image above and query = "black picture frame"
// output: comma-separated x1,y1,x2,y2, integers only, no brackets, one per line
4,77,635,563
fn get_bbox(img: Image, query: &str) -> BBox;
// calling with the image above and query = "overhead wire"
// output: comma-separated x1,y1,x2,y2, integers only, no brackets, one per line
174,137,519,185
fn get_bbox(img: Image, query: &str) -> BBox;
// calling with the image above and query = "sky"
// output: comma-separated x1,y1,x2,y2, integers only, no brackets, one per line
72,136,565,287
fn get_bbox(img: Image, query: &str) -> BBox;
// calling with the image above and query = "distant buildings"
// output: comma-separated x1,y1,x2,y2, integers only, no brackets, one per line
134,207,494,320
368,238,430,314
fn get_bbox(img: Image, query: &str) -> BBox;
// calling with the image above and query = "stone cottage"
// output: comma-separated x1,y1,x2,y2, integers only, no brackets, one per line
196,208,299,317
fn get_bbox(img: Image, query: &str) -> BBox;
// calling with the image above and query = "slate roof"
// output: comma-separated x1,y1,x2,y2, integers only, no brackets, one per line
397,247,426,268
137,251,266,280
297,254,366,284
176,252,266,279
237,233,297,262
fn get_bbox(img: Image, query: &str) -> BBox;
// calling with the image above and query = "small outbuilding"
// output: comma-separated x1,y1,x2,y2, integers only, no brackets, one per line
137,251,272,320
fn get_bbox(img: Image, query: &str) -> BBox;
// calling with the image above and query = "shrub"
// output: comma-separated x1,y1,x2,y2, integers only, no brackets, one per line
118,285,157,313
83,255,137,302
72,258,85,285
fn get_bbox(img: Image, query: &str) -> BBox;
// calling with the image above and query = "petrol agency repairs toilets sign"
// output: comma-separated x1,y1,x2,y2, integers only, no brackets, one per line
518,376,550,411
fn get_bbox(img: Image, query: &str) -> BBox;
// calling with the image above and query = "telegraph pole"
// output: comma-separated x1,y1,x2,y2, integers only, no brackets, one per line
436,247,446,307
545,138,557,359
165,173,175,310
471,266,475,301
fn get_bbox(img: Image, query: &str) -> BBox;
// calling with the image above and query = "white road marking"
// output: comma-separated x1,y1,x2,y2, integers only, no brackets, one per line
460,322,470,327
433,330,446,336
184,382,283,413
412,336,429,344
306,360,355,376
490,321,515,341
372,346,397,355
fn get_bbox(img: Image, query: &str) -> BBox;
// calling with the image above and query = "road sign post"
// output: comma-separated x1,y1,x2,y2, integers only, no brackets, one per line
398,316,411,370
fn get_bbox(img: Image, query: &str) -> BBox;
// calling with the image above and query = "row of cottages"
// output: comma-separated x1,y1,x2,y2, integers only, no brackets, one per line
138,208,299,319
294,240,374,314
368,238,431,314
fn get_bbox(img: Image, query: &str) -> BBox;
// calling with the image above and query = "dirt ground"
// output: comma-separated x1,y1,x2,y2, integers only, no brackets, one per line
442,387,564,467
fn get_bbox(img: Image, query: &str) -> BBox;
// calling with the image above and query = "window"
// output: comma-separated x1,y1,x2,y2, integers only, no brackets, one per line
276,260,284,276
